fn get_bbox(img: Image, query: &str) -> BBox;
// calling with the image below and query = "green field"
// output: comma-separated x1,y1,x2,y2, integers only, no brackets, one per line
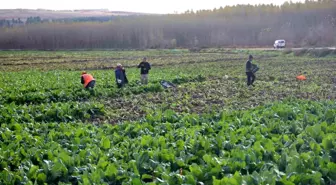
0,49,335,185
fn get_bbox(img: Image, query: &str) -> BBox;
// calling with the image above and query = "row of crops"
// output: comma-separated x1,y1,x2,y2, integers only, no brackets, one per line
0,50,335,184
1,100,335,184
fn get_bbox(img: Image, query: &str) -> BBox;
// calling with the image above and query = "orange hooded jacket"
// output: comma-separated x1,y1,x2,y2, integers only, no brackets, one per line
81,74,95,88
296,75,306,81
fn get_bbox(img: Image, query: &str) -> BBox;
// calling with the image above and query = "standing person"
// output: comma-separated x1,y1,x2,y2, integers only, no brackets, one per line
137,57,151,85
115,63,126,88
81,71,96,89
246,55,256,86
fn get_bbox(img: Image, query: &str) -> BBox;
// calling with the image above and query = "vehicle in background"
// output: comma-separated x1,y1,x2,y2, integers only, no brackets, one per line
274,40,286,49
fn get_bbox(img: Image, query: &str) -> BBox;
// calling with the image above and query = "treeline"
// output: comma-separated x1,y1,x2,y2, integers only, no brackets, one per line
0,0,335,49
52,16,128,23
0,17,49,27
0,15,139,27
0,18,24,27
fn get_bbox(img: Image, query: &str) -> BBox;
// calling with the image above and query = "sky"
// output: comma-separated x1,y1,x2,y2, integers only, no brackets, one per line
2,0,305,14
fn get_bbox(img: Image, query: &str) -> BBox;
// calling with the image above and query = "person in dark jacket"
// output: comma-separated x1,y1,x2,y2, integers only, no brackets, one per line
246,55,256,86
115,63,126,88
137,57,151,84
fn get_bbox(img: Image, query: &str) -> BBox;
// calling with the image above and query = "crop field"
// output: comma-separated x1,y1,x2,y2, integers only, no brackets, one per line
0,49,336,184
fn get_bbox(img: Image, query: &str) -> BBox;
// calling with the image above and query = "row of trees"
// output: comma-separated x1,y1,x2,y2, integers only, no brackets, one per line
0,16,122,27
0,0,335,49
0,17,48,28
0,18,24,27
52,16,124,23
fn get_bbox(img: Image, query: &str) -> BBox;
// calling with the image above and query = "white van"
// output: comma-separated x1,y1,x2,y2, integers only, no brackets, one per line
274,40,286,49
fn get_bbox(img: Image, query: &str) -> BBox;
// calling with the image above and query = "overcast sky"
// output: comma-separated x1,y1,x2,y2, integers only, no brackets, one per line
2,0,305,14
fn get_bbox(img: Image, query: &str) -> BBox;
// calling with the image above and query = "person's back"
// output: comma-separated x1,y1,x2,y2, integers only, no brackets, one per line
296,72,307,81
81,72,95,88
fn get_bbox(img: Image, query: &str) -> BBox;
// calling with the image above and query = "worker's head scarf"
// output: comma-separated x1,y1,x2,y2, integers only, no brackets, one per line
116,63,122,69
81,71,87,75
249,55,253,60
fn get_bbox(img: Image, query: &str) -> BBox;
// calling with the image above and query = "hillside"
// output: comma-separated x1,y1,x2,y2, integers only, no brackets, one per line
0,1,335,49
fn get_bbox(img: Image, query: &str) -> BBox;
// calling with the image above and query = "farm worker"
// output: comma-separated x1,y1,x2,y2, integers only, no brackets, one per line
296,75,306,81
81,71,96,89
115,63,127,88
246,55,256,86
137,57,151,84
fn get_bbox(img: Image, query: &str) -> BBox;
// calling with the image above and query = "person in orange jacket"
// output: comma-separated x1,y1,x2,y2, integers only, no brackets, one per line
296,73,307,81
81,71,96,89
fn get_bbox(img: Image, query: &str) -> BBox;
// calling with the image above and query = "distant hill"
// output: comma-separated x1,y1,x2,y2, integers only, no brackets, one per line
0,9,154,20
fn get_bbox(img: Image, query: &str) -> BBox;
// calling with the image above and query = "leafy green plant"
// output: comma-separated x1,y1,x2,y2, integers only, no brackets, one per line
0,100,335,184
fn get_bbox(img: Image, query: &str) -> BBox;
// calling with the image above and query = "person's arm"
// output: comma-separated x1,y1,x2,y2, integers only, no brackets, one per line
147,62,151,70
137,62,142,68
81,76,84,84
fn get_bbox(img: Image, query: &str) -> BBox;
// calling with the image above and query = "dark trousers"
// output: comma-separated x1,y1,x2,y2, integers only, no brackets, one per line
85,80,96,89
246,72,255,86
